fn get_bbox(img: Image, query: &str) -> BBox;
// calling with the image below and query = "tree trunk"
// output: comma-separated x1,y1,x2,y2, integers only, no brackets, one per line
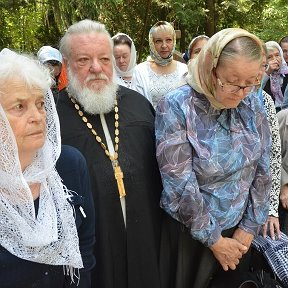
205,0,216,36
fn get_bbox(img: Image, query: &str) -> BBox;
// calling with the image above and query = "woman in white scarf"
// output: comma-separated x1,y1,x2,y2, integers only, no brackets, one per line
112,33,137,89
0,49,83,287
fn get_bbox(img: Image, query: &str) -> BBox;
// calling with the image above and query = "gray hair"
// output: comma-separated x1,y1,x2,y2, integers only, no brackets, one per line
0,49,51,93
218,36,263,67
59,19,113,59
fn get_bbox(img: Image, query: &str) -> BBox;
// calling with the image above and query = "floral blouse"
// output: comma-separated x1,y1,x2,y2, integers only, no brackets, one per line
155,85,272,247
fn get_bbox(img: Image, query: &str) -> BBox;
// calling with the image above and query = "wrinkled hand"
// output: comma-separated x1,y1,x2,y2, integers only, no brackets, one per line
232,228,254,250
209,236,247,271
266,61,280,74
280,184,288,210
262,216,280,240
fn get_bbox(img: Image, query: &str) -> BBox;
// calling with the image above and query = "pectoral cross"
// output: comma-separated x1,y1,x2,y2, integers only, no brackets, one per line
114,164,126,198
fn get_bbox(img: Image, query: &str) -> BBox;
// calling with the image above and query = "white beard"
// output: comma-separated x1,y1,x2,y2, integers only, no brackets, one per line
67,67,119,115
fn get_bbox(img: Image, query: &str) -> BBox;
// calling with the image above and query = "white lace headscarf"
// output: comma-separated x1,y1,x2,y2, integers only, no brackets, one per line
0,49,83,273
112,33,137,78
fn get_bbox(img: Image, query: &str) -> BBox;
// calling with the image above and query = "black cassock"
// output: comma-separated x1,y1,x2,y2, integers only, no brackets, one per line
57,86,163,288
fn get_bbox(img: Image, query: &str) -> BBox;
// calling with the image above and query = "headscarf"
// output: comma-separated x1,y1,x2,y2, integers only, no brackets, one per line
0,49,83,276
148,21,176,66
186,28,264,109
265,41,288,106
112,32,137,78
187,35,209,59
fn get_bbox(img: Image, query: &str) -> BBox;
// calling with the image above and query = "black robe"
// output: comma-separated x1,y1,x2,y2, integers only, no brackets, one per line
56,86,163,288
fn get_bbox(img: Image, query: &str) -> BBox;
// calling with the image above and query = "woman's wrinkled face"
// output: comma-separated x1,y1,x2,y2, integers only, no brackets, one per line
267,48,281,71
0,79,46,159
212,56,261,108
189,38,208,60
153,30,174,58
113,43,131,72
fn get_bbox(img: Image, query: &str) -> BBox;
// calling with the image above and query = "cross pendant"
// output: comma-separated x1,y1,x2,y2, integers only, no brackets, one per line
114,165,126,198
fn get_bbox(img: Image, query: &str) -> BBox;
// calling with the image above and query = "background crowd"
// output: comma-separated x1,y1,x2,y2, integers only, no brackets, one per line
0,17,288,288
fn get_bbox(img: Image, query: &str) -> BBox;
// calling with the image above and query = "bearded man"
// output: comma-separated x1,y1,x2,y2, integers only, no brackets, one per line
56,19,163,288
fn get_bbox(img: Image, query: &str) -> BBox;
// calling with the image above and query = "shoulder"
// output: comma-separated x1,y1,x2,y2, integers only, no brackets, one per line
277,108,288,123
56,145,87,175
117,85,155,122
134,61,149,72
157,84,194,112
176,61,188,74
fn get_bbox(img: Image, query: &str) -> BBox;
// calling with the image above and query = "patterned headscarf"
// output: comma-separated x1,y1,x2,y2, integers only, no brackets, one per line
265,41,288,107
186,28,264,109
148,21,176,66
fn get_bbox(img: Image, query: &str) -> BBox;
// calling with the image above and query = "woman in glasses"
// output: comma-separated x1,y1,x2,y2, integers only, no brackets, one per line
156,28,271,288
132,21,187,108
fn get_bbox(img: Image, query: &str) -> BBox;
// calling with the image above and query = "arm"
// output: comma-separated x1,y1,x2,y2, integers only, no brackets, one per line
131,62,152,103
155,94,247,270
261,92,281,239
277,109,288,210
155,94,220,246
238,100,272,239
56,145,96,288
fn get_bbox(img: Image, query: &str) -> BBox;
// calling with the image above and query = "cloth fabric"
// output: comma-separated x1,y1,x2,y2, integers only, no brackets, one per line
252,232,288,286
56,85,163,288
56,145,96,288
0,59,82,273
148,21,176,66
186,28,264,110
155,84,271,247
132,60,187,108
262,91,281,217
111,33,137,78
277,109,288,235
115,76,132,89
37,46,63,64
277,109,288,186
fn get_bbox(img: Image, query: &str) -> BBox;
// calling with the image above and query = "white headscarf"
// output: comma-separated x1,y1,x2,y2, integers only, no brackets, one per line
112,33,137,78
0,49,83,274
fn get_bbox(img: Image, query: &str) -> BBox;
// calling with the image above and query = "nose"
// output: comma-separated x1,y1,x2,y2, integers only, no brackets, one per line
89,59,102,73
29,105,45,123
161,41,168,47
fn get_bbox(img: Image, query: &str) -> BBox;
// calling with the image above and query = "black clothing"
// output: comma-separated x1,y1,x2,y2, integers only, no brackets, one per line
56,86,163,288
56,145,96,287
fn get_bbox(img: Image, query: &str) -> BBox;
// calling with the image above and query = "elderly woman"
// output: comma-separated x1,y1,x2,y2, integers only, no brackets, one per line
156,28,271,288
132,21,187,108
0,49,94,287
112,33,137,88
262,41,288,111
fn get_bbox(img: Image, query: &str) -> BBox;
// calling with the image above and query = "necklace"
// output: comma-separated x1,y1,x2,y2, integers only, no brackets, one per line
68,93,126,198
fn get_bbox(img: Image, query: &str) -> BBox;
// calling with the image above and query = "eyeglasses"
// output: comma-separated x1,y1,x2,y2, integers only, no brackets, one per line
217,76,260,94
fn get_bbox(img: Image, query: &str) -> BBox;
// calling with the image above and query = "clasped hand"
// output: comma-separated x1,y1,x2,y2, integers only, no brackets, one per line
209,228,253,271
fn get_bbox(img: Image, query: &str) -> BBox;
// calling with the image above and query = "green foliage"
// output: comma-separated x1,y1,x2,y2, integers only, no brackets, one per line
0,0,287,56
